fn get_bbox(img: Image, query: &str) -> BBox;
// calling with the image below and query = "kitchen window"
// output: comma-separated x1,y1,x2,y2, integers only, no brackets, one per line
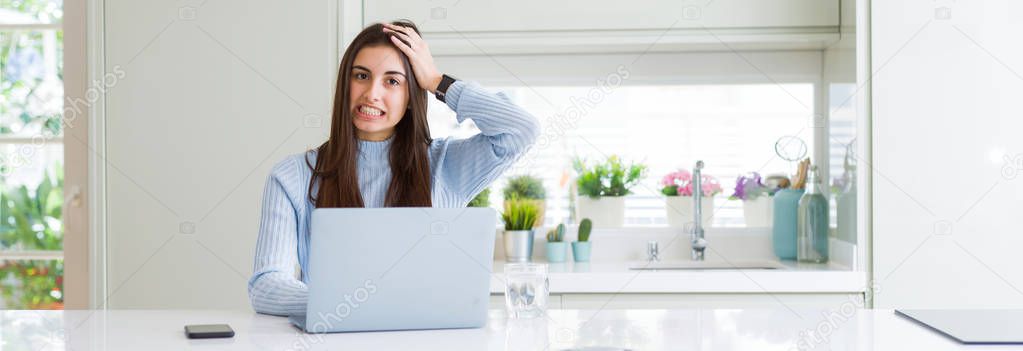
429,50,856,229
430,83,822,226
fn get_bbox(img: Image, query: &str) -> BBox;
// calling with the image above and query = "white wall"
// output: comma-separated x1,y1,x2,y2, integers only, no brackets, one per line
872,0,1023,308
102,0,336,309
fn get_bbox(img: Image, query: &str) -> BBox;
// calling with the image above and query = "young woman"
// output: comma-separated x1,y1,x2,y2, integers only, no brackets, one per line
248,21,540,316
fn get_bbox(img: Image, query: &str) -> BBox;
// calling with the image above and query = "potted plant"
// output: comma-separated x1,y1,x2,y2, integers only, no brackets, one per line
468,187,491,207
572,218,593,262
573,155,647,228
545,223,568,263
661,169,722,227
501,197,540,262
503,175,546,228
0,166,64,309
729,172,777,227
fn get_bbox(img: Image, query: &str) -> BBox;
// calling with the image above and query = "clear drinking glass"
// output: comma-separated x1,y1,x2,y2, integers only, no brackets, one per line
504,263,549,319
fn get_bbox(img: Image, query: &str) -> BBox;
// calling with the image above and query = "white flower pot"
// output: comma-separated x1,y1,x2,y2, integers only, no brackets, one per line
665,196,714,227
503,230,535,262
576,196,625,228
742,196,774,228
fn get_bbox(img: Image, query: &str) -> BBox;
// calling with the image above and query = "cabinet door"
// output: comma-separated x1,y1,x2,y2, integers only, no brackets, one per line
561,293,863,309
491,294,563,310
365,0,838,33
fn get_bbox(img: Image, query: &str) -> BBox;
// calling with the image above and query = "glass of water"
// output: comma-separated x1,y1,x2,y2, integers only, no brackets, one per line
504,263,549,319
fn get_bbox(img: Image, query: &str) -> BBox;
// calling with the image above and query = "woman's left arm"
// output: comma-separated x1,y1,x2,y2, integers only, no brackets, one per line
384,23,541,202
438,81,541,200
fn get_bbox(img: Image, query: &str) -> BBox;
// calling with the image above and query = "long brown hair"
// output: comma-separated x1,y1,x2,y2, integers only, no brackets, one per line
307,20,433,208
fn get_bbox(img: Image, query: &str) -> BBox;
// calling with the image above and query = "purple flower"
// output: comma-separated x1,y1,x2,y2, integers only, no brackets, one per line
730,172,769,201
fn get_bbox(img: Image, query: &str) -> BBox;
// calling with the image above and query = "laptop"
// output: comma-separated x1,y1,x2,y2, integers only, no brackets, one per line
896,309,1023,344
290,207,498,333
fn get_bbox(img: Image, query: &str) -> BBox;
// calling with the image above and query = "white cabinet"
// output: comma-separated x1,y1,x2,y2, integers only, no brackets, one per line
492,293,862,309
560,293,863,309
490,294,562,310
364,0,841,54
365,0,838,32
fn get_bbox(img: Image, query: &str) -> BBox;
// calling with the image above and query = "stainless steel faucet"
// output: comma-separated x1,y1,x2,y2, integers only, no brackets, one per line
647,241,660,262
691,160,707,261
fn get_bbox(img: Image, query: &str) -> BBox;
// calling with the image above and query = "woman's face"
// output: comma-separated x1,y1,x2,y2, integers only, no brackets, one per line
349,44,410,141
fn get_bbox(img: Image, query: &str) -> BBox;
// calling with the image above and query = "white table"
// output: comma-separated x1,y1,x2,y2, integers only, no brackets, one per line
0,309,1007,350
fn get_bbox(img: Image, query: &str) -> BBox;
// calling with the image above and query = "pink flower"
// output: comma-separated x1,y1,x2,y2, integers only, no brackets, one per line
660,169,721,196
660,170,692,188
700,175,722,196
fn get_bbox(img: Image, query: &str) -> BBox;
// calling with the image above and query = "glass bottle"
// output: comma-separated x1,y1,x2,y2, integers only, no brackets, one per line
797,165,829,263
836,161,857,244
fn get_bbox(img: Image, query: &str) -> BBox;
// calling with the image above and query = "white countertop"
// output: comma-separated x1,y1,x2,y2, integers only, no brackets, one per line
2,309,995,350
489,260,866,294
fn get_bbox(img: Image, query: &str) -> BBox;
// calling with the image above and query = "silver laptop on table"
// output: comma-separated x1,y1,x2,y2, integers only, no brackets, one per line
290,207,497,333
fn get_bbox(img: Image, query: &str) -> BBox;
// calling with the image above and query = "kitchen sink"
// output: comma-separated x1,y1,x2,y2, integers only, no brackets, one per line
628,261,784,271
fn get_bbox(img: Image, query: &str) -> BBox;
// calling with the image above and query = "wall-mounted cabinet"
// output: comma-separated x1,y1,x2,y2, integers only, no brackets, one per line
490,293,862,310
365,0,841,54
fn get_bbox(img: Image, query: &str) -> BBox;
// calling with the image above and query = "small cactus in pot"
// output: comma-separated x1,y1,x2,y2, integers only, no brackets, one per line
546,223,566,242
572,218,593,262
545,223,568,263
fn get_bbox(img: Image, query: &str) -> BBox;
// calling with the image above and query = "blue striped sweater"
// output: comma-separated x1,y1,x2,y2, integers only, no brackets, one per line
248,81,540,316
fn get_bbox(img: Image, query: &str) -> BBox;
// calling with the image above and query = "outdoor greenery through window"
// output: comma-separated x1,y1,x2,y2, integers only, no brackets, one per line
0,0,65,309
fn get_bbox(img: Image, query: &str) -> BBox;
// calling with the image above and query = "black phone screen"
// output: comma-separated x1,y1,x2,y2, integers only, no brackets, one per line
184,324,235,339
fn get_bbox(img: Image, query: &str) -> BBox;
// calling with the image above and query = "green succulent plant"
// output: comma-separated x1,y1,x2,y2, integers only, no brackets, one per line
546,223,566,242
501,197,540,231
577,218,593,242
573,155,647,198
0,163,64,309
467,187,491,207
503,175,546,200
